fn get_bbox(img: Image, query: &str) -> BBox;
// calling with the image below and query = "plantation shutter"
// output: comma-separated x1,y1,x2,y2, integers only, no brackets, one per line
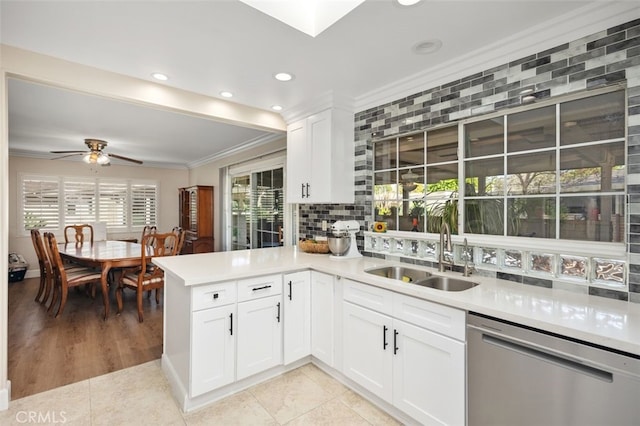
98,180,128,227
131,183,158,227
64,179,96,225
22,176,60,230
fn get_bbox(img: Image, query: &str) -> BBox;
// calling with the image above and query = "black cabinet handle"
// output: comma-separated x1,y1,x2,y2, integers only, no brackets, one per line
288,281,292,300
394,329,399,355
252,285,272,291
213,293,219,300
229,313,233,336
301,183,306,198
383,325,388,350
305,183,310,198
276,302,281,322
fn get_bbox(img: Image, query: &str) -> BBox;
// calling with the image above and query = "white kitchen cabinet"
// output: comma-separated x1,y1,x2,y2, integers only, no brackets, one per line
343,301,393,401
311,271,335,366
342,278,466,426
392,319,465,426
237,294,283,380
191,304,236,397
188,281,237,398
286,108,354,204
283,271,311,364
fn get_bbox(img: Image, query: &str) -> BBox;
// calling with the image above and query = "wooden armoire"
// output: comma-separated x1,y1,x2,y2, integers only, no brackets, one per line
179,185,214,254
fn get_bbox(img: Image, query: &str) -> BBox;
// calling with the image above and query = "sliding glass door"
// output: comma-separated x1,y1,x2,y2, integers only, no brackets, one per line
230,167,284,251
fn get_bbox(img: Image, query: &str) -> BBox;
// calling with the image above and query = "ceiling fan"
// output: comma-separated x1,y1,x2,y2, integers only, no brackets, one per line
50,139,143,166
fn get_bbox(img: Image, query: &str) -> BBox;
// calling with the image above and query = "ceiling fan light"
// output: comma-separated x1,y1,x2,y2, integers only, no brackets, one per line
97,153,110,165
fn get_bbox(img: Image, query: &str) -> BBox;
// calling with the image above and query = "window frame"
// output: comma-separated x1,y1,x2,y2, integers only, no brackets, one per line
18,173,159,236
371,86,627,259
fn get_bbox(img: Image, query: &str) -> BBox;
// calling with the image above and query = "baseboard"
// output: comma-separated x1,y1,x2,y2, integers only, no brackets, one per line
0,380,11,411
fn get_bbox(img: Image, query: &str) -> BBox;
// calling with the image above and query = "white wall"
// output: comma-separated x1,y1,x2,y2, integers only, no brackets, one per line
8,156,189,277
188,137,286,252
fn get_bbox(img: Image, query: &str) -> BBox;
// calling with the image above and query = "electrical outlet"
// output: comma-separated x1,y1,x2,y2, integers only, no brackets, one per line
321,220,327,231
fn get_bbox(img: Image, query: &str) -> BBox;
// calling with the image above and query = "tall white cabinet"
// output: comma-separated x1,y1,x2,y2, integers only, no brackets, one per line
286,108,354,204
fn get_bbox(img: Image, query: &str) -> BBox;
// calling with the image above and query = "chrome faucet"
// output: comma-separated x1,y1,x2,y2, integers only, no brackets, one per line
462,237,474,277
438,222,452,272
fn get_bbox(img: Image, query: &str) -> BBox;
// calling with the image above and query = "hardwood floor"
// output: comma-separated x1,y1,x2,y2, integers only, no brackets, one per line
8,276,163,399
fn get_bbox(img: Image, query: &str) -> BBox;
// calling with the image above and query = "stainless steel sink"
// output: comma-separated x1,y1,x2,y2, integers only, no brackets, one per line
365,266,432,283
413,276,479,291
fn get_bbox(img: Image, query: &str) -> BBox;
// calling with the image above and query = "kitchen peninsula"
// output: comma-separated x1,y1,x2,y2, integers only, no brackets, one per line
154,246,640,422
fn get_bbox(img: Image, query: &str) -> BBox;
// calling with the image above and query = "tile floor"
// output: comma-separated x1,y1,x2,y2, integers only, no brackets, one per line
0,360,402,425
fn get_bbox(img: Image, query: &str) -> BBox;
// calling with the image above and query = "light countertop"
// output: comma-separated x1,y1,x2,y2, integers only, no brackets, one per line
154,246,640,355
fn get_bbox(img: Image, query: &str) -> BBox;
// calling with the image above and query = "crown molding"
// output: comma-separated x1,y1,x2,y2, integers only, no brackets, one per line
354,1,640,112
186,132,285,169
280,90,355,124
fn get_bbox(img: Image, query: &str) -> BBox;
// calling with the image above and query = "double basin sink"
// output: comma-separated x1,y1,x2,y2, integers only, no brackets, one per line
366,266,478,292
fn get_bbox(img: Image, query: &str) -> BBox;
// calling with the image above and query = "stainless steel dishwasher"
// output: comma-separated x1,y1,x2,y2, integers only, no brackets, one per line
467,312,640,426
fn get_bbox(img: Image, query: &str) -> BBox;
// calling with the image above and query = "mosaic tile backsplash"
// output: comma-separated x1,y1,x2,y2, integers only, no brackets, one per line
298,18,640,302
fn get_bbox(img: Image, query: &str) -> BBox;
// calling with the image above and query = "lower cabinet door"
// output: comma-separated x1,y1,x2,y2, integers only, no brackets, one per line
392,319,465,426
342,301,393,402
237,295,283,380
191,304,235,397
311,271,335,366
283,271,311,364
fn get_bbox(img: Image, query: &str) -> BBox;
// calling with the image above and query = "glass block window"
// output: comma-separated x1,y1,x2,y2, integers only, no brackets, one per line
530,252,554,274
504,250,522,269
560,255,587,280
481,247,497,265
593,258,625,286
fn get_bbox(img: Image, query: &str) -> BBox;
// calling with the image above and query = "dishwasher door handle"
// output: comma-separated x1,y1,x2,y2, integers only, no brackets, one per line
482,333,613,383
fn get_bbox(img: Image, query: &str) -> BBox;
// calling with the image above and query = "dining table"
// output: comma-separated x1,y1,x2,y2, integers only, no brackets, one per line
57,240,150,319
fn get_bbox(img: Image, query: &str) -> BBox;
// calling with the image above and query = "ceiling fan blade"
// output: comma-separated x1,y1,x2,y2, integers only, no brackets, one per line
50,150,85,154
109,153,143,164
51,153,84,160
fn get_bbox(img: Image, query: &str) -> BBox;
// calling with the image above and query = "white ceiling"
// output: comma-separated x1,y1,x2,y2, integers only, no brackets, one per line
2,0,635,168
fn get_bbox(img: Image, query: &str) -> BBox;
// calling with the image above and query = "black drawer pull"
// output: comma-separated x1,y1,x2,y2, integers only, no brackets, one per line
288,281,292,300
394,329,399,355
213,293,219,299
229,313,233,336
383,325,388,350
276,302,281,322
252,285,272,291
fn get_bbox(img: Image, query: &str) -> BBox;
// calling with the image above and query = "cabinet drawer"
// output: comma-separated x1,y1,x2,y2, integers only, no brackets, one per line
393,293,465,341
237,274,282,302
191,281,236,311
343,279,393,316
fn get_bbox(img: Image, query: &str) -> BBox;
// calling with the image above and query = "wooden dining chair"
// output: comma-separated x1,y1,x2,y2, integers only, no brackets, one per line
43,232,102,318
64,224,94,244
117,231,179,322
30,229,52,304
172,226,186,254
141,225,157,245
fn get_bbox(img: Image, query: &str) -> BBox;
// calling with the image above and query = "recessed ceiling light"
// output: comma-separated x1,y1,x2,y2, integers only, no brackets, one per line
271,105,283,111
151,72,169,81
220,91,234,98
274,72,294,82
397,0,422,5
519,88,534,95
412,39,442,55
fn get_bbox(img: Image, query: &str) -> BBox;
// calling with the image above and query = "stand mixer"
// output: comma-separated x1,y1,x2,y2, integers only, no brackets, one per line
329,220,362,259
